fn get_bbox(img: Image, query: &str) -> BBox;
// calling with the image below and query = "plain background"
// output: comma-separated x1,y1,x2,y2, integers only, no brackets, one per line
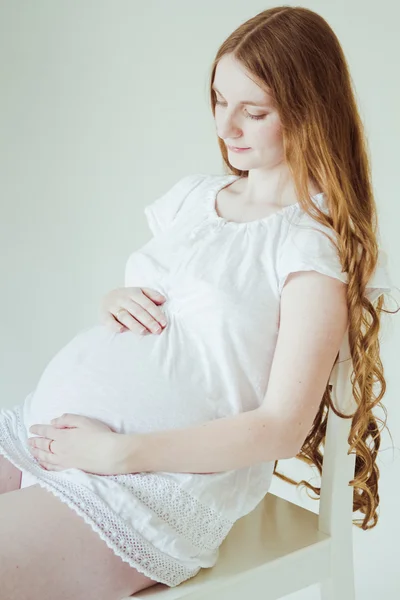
0,1,399,598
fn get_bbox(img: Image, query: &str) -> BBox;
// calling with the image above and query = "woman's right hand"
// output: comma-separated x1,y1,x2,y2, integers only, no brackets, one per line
99,287,168,335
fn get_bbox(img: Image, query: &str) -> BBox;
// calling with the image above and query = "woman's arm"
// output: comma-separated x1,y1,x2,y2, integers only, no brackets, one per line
118,269,349,475
28,269,348,476
117,407,296,474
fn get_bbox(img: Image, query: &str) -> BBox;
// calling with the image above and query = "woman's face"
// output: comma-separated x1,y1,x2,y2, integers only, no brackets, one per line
213,54,284,170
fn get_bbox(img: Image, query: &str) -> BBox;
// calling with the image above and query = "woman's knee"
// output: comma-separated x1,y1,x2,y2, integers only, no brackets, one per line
0,454,22,494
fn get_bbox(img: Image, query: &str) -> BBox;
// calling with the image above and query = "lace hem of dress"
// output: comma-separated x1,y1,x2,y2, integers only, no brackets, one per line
0,405,235,588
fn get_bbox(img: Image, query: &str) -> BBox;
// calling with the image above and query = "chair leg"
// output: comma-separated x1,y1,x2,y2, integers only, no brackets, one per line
320,575,355,600
320,550,355,600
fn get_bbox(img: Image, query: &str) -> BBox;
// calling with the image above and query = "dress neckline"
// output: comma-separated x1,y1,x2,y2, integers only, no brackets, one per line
206,174,326,227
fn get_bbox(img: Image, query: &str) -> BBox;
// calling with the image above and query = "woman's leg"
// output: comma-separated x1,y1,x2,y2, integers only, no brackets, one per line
0,454,22,494
0,484,160,599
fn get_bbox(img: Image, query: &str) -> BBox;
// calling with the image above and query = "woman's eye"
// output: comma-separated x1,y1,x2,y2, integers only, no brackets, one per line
214,99,266,120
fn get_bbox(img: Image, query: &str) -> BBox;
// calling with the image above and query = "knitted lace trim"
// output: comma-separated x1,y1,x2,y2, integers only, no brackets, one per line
0,405,235,587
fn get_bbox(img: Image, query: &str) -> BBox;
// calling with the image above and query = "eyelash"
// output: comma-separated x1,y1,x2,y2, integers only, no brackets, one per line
214,99,267,120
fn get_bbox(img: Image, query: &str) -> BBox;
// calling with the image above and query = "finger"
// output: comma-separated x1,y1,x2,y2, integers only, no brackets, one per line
101,312,126,333
29,445,55,463
28,436,52,452
28,438,60,461
29,424,58,438
111,308,148,335
50,413,82,427
120,298,167,333
135,291,168,328
30,446,48,462
140,287,167,304
39,460,63,472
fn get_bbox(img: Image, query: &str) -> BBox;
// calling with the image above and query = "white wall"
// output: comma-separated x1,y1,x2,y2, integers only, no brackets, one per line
0,1,399,598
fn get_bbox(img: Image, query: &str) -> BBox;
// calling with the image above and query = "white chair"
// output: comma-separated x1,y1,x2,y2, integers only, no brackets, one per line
133,329,357,600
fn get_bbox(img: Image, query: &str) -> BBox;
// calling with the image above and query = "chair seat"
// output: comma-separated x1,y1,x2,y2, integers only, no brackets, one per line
133,493,332,600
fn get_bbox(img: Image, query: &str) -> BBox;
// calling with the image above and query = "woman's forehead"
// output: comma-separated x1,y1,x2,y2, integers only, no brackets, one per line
214,56,274,105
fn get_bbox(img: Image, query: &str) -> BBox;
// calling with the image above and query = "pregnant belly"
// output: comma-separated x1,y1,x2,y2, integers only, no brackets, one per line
23,325,220,436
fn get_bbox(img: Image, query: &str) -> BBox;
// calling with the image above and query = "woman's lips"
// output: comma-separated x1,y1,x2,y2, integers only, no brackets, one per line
227,145,251,153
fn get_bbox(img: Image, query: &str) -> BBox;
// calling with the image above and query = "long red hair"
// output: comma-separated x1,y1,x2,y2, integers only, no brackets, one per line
208,6,398,530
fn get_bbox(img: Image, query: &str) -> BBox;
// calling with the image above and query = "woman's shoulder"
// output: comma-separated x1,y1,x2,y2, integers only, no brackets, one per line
143,173,217,237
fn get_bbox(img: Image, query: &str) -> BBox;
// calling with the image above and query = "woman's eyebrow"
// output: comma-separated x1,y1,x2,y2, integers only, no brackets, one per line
212,84,271,107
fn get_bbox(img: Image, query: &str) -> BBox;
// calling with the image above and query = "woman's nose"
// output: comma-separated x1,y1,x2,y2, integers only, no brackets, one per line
216,113,242,139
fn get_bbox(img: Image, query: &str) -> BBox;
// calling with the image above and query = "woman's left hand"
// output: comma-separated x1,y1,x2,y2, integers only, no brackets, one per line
27,414,126,475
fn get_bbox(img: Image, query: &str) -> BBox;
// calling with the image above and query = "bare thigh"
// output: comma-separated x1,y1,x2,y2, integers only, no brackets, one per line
0,453,22,494
0,484,160,600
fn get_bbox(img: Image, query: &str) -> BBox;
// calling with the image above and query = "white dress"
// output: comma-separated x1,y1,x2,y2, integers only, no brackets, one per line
0,173,393,587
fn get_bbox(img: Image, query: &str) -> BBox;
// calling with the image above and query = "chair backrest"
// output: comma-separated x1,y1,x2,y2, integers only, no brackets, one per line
318,253,388,537
318,329,356,538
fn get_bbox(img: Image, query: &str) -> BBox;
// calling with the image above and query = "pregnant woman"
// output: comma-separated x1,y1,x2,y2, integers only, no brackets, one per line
0,6,396,600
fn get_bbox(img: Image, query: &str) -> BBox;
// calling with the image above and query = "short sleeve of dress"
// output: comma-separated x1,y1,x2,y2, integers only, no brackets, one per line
277,217,393,303
144,173,207,236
